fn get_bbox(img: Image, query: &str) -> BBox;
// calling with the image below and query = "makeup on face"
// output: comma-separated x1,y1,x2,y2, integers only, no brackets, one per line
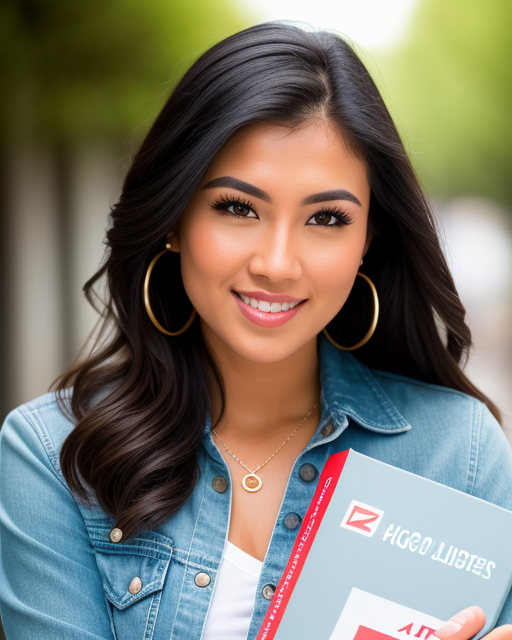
176,120,370,363
201,176,363,207
231,289,308,328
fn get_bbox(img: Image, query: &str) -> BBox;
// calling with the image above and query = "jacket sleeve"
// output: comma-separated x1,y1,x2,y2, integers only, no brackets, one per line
469,402,512,627
0,407,114,639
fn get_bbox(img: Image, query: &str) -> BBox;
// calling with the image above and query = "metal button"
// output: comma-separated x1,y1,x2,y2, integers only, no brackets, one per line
129,576,142,594
262,584,276,600
212,476,228,493
283,512,301,530
321,421,335,437
110,528,123,543
299,463,318,482
195,572,211,587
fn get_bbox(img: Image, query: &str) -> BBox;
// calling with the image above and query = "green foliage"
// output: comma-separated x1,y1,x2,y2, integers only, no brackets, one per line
375,0,512,208
0,0,250,143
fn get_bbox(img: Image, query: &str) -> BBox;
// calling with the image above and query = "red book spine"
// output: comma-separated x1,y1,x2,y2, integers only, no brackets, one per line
256,449,350,640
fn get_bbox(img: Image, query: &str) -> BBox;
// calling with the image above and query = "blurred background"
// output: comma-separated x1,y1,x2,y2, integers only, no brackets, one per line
0,0,511,635
1,0,511,424
1,0,511,427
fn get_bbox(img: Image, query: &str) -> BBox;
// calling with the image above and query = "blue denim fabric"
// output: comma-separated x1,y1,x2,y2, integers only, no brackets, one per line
1,331,512,639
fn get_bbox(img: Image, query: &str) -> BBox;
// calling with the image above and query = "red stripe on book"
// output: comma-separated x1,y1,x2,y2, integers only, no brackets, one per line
256,449,350,640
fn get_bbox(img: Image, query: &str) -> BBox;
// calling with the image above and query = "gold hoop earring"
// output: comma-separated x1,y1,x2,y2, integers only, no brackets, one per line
143,242,197,336
322,272,379,351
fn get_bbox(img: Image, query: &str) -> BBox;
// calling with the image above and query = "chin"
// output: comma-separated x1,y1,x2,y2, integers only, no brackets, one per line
198,315,317,363
230,333,316,365
239,345,292,365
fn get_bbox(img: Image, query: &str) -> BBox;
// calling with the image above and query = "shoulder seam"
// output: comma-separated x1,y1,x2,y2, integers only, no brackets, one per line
19,388,74,414
13,407,106,569
21,392,60,411
17,404,70,489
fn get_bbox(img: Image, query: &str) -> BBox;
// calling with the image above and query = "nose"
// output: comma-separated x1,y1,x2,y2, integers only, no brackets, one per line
248,221,302,282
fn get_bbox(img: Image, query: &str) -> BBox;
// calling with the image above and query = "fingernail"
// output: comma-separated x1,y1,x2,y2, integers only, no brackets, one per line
436,620,462,638
435,607,479,639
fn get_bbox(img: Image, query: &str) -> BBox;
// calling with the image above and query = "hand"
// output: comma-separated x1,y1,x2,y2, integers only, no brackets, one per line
435,606,512,640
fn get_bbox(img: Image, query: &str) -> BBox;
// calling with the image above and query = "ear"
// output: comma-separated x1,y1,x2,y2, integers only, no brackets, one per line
166,230,180,253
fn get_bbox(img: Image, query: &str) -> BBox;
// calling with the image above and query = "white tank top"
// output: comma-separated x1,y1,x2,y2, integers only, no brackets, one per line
202,541,263,640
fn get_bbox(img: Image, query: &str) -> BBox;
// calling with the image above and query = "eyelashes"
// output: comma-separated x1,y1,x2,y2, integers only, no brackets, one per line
211,195,256,217
210,194,354,227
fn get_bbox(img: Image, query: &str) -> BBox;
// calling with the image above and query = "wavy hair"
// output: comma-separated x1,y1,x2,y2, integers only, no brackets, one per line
52,21,500,539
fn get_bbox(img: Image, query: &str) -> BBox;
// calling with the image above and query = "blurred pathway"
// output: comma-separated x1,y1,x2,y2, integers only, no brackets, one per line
438,197,512,442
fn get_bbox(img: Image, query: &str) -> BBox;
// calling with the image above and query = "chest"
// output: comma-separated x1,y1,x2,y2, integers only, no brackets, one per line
221,450,297,562
213,418,323,562
89,443,327,640
85,415,342,640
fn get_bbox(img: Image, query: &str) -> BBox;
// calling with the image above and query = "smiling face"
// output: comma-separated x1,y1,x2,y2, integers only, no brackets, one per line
169,120,371,364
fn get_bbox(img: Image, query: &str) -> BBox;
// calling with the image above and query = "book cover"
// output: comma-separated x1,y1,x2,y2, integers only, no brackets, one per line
256,449,512,640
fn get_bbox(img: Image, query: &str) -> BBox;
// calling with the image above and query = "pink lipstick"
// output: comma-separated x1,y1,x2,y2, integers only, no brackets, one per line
231,290,307,328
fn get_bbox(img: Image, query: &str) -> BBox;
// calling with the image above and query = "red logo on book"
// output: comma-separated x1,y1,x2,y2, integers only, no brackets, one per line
353,627,398,640
340,500,384,537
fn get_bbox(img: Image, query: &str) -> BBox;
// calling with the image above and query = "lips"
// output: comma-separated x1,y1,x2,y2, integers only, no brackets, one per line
232,289,306,304
231,290,307,328
233,291,303,313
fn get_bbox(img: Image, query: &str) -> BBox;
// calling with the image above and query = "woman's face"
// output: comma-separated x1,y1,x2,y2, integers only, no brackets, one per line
170,120,371,363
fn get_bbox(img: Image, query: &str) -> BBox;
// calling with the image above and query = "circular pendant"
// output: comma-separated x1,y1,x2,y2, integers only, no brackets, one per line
242,473,263,492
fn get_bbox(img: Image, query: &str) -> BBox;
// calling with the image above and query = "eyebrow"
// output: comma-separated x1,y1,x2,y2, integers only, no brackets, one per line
201,176,362,207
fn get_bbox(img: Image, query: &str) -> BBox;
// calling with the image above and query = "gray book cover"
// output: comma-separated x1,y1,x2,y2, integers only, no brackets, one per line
257,449,512,640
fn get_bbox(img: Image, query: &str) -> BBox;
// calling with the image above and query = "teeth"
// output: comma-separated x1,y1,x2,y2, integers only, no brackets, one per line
238,293,301,313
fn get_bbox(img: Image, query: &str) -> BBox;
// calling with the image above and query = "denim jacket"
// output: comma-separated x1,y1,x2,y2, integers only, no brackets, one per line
1,331,512,640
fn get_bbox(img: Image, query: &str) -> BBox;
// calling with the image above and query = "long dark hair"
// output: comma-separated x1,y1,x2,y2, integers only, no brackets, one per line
53,21,500,539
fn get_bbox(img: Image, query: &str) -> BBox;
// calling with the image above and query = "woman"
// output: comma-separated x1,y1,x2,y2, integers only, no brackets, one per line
0,20,511,640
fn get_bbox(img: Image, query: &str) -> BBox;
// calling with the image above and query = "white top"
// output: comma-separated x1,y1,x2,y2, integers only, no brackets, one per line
202,541,263,640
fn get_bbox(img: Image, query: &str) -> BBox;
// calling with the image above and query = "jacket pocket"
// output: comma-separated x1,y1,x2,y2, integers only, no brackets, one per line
89,527,173,640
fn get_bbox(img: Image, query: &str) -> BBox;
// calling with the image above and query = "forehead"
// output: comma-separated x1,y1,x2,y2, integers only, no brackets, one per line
201,120,369,203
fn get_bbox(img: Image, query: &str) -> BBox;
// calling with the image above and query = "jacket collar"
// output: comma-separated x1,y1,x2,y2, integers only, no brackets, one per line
318,331,411,434
202,332,411,441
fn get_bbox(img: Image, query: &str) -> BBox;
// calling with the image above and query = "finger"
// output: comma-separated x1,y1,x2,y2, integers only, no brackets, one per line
482,624,512,640
435,606,486,640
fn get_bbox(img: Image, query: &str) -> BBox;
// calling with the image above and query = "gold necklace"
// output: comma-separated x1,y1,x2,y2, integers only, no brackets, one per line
212,402,318,493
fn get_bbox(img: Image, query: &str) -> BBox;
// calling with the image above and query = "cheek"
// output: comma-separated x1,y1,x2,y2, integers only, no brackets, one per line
309,230,367,310
178,214,243,300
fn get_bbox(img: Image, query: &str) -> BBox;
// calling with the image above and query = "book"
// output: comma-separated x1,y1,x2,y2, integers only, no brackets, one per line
256,449,512,640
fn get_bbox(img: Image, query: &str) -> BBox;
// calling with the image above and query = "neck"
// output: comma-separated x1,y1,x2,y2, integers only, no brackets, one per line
202,325,321,446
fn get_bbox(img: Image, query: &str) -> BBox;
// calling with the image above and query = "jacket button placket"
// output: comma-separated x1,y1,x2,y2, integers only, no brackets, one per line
299,463,318,482
321,420,335,437
212,476,228,493
262,584,276,600
283,512,301,530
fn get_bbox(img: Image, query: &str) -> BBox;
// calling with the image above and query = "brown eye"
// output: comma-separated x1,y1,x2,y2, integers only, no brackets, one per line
313,212,332,225
211,196,258,219
232,203,251,216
